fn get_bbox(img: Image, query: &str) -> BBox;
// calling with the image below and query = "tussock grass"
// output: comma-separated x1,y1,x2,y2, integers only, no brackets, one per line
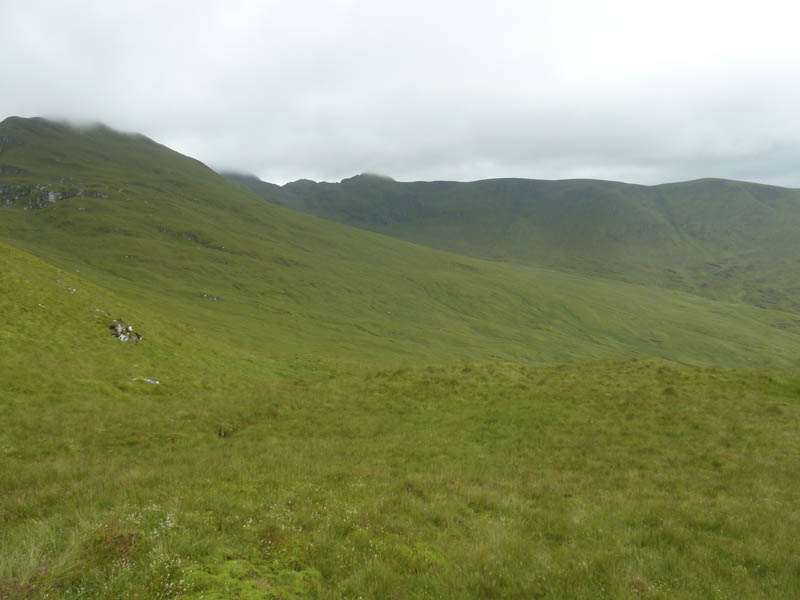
3,353,800,598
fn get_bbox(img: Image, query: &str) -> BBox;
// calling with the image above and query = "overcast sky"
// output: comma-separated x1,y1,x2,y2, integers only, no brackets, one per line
1,0,799,186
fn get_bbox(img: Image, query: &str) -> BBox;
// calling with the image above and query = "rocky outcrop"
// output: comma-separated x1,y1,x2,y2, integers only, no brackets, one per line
0,183,79,209
109,319,142,343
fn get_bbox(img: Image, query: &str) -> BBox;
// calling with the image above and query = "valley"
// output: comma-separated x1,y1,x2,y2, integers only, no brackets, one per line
2,117,800,598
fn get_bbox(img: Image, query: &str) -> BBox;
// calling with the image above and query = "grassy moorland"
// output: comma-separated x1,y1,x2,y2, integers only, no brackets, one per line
229,172,800,314
3,117,800,598
2,248,800,598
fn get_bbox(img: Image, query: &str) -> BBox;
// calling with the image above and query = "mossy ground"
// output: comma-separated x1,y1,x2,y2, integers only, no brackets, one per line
3,247,800,598
4,338,800,597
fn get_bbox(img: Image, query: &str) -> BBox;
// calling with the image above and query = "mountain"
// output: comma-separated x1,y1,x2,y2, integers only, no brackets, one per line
5,117,800,598
2,117,799,367
229,172,800,313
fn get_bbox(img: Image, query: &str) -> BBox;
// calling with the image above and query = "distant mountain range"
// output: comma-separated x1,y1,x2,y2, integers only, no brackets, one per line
225,172,800,315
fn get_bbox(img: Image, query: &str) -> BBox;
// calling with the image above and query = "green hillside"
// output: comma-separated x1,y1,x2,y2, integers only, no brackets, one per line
229,173,800,313
5,117,800,598
4,243,800,598
3,117,800,367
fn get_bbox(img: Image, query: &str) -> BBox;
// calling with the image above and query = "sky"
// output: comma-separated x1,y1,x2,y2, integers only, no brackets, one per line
1,0,799,186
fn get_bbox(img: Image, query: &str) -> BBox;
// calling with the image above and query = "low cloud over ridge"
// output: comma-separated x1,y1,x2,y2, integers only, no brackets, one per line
2,0,799,186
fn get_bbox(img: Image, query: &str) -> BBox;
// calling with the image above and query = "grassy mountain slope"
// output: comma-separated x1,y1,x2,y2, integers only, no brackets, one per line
3,246,800,597
5,117,800,597
3,117,800,367
229,173,800,313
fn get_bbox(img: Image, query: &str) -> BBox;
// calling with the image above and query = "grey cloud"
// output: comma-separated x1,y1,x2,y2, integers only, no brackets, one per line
2,0,799,186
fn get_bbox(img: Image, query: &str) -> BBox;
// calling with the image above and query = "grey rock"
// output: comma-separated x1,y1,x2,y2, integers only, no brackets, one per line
109,318,142,344
0,183,77,209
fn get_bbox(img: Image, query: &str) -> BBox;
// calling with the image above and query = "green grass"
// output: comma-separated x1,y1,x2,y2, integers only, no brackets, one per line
232,173,800,314
4,117,800,597
3,118,800,368
4,284,800,597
